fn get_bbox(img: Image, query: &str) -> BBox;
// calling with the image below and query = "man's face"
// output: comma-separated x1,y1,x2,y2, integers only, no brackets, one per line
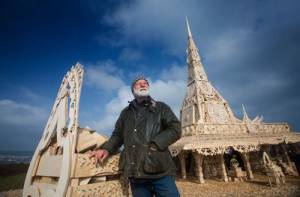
133,79,149,97
134,79,149,91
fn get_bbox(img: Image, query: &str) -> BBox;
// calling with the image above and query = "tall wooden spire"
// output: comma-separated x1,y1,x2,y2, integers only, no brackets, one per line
181,19,238,135
186,17,208,83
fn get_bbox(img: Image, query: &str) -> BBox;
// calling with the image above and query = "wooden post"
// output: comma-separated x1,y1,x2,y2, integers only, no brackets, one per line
219,154,228,182
241,153,254,179
178,151,187,179
192,152,205,183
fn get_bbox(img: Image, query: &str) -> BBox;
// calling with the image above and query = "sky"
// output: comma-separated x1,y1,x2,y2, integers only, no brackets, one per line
1,0,300,151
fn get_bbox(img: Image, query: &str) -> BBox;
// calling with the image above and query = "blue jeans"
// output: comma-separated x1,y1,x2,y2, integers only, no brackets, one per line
129,176,180,197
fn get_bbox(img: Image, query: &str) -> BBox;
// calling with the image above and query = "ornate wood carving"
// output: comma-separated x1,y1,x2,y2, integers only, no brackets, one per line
71,180,127,197
74,154,120,178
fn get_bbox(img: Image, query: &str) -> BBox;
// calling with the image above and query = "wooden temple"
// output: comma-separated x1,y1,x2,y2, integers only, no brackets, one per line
169,19,300,183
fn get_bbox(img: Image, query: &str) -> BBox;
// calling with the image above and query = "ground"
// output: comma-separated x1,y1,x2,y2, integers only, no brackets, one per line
1,174,300,197
176,174,300,197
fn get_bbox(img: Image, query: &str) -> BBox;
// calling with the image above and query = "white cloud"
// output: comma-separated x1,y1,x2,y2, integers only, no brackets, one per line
84,59,289,135
87,86,133,134
85,60,125,91
119,48,143,61
0,99,48,127
105,86,134,114
150,79,186,117
160,64,187,81
88,76,186,135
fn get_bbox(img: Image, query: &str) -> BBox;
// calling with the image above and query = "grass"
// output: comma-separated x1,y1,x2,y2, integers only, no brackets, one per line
0,163,29,192
0,173,26,192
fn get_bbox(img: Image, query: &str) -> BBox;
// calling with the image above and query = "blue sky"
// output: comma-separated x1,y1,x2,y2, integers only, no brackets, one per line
1,0,300,151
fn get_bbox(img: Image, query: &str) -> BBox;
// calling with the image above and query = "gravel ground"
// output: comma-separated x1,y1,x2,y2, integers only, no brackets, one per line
1,174,299,197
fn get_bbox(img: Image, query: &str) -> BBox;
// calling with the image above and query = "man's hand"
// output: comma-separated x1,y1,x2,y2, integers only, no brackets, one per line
89,149,109,164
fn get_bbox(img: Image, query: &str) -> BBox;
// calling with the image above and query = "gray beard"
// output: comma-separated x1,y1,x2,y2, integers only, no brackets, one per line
133,88,149,98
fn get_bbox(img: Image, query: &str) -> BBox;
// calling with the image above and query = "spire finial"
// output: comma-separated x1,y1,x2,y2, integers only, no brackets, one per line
242,104,246,114
242,104,251,122
186,16,192,38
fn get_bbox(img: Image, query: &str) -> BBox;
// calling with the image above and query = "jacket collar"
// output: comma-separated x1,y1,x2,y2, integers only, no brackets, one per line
128,96,157,112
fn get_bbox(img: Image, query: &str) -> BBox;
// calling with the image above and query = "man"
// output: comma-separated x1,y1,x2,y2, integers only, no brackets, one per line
90,76,181,197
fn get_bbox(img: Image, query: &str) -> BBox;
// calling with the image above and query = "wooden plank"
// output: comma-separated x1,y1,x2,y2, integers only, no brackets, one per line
78,177,91,185
36,154,63,177
76,129,97,152
33,183,56,196
76,128,107,152
93,132,107,149
31,153,41,177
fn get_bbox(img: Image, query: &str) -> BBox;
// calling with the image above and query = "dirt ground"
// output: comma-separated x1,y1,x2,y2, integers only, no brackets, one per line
176,174,300,197
1,174,300,197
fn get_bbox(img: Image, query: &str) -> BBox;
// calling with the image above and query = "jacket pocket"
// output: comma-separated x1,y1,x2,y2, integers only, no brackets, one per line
143,148,168,174
118,150,125,171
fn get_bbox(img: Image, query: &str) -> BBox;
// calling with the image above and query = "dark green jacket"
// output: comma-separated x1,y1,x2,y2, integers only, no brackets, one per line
102,98,181,179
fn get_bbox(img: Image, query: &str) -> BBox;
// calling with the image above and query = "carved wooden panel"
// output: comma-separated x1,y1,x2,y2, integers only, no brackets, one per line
198,81,215,98
186,82,196,98
71,180,127,197
73,154,120,178
181,105,194,127
207,103,230,124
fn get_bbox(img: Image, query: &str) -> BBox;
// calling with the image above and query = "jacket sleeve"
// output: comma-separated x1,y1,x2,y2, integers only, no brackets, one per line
151,103,181,151
101,111,124,154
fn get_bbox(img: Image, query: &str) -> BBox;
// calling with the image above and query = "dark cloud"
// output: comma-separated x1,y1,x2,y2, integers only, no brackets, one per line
208,9,300,130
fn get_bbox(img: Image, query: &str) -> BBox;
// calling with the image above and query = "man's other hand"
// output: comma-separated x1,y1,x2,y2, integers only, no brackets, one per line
89,149,109,164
